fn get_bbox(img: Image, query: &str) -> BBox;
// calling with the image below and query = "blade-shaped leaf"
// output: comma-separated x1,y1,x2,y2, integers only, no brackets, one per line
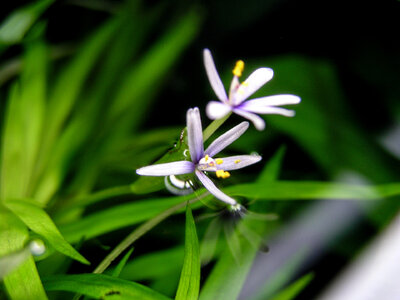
42,274,171,300
4,199,89,265
112,248,134,278
175,205,200,300
269,273,314,300
0,209,47,300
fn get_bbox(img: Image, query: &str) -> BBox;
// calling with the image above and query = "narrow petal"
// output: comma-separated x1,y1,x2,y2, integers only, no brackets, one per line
233,68,274,105
203,49,228,102
187,107,204,163
205,121,249,157
195,170,237,205
136,161,194,176
233,108,266,131
206,101,231,120
242,103,296,117
246,94,301,106
216,154,262,171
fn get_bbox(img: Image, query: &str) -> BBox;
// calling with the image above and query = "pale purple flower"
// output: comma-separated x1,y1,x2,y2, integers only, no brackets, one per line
203,48,301,130
136,107,261,205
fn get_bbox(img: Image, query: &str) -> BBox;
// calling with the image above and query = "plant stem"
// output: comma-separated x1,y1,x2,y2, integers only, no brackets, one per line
93,194,204,274
203,112,232,142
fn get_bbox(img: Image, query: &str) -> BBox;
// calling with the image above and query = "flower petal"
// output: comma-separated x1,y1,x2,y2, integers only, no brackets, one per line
187,107,204,163
195,170,237,205
242,102,296,117
205,121,249,157
206,101,231,120
232,67,274,105
246,94,301,106
216,154,262,171
203,49,228,102
233,108,266,131
136,161,194,176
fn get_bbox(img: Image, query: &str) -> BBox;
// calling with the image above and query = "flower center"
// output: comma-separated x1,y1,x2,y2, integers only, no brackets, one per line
197,155,231,179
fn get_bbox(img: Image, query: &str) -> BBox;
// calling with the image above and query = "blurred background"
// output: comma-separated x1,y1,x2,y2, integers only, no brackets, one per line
0,0,399,299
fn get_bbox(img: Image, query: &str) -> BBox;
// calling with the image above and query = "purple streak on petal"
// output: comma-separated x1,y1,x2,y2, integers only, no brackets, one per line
203,49,228,102
216,154,262,171
233,108,265,131
136,161,194,176
195,170,237,205
233,68,274,105
246,95,301,106
206,101,231,120
205,121,249,157
187,107,204,163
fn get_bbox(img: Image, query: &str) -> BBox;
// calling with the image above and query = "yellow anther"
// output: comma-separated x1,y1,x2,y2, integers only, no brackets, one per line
216,158,224,165
232,60,245,77
205,155,209,162
234,159,241,164
216,170,230,179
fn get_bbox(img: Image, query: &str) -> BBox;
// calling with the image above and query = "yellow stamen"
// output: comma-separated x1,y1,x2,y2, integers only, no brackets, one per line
234,159,241,164
216,170,230,179
205,155,209,162
232,60,245,77
215,158,224,165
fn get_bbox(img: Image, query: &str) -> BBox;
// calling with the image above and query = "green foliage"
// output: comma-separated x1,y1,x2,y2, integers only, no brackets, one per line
175,206,200,300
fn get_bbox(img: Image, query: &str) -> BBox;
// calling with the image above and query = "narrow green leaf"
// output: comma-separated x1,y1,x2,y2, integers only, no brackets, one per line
60,194,204,244
43,274,171,300
4,199,89,265
257,146,286,183
0,209,48,300
0,0,53,45
175,205,200,300
0,247,30,279
269,273,314,300
112,248,134,278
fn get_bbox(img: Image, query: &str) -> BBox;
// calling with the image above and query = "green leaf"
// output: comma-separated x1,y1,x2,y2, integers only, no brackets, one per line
4,199,89,265
112,248,134,278
43,274,171,300
0,209,48,300
175,205,200,300
60,194,202,243
257,146,286,183
0,246,30,279
269,273,314,300
0,0,53,45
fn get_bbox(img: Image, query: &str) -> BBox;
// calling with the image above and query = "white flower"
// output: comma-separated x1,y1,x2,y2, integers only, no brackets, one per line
203,49,301,130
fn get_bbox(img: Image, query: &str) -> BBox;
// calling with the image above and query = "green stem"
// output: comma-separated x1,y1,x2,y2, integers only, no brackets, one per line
203,112,232,142
93,194,205,274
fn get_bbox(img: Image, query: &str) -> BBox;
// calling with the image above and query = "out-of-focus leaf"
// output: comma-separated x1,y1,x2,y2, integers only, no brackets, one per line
42,274,171,300
269,273,314,300
119,246,184,281
0,246,30,279
4,199,89,265
0,0,53,45
227,181,400,200
33,16,121,204
175,206,200,300
112,248,134,278
60,194,204,243
257,146,286,183
0,209,47,300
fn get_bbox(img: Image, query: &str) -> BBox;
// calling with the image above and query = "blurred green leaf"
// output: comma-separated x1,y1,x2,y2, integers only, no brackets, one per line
175,205,200,300
257,146,286,183
0,209,47,300
43,274,171,300
60,194,202,243
112,248,134,278
0,0,53,45
118,246,184,281
4,199,89,265
269,273,314,300
0,246,30,279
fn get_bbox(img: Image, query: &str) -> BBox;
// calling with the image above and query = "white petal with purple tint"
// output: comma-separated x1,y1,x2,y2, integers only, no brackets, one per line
206,101,231,120
195,170,237,205
246,94,301,106
205,121,249,157
203,49,228,102
242,103,296,117
216,154,262,171
232,68,274,105
136,161,194,176
187,108,204,163
233,108,266,131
